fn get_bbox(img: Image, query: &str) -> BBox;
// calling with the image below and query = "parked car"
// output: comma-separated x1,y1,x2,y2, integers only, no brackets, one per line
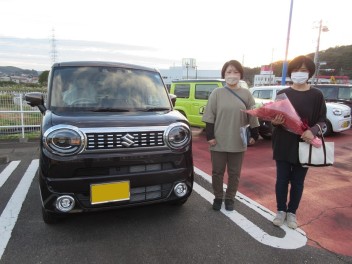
249,85,351,138
169,79,248,128
25,61,194,224
313,84,352,110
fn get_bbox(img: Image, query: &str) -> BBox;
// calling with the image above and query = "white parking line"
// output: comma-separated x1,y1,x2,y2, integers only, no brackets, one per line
193,167,307,249
0,161,20,188
0,159,39,260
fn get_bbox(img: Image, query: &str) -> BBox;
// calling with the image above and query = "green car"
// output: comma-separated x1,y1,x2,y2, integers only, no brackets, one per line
169,79,226,128
169,79,249,128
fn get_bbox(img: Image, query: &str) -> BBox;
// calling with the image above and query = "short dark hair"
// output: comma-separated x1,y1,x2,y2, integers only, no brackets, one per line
221,60,244,79
287,55,316,78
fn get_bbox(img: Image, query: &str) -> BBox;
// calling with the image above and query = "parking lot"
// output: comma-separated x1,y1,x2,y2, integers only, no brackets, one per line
0,129,351,263
192,127,352,258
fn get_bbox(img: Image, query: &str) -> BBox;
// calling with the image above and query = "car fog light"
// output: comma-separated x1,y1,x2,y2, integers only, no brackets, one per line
174,183,188,198
56,195,75,212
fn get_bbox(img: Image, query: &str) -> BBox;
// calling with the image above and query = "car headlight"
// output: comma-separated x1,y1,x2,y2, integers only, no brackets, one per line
332,108,342,116
164,122,191,150
43,125,85,156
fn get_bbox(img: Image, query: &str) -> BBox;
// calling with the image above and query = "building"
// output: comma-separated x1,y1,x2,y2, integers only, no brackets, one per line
159,65,221,87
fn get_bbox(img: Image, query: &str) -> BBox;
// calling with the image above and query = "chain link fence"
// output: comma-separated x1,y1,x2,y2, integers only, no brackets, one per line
0,91,46,139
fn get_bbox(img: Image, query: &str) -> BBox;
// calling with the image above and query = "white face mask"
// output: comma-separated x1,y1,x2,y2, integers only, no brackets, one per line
225,76,240,86
291,72,309,84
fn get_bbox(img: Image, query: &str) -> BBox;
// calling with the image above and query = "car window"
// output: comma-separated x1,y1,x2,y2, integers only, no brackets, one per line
255,90,272,100
338,87,352,100
50,66,170,111
318,87,338,99
174,84,190,98
195,84,218,100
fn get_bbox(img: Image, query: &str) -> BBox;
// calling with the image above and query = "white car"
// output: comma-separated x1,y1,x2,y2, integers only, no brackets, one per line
249,85,351,138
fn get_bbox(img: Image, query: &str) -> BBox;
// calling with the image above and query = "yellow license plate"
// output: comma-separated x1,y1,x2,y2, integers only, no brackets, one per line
91,181,130,205
342,121,350,128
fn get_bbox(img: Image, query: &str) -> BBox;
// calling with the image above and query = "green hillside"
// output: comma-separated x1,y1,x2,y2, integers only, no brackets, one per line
243,44,352,85
0,66,38,76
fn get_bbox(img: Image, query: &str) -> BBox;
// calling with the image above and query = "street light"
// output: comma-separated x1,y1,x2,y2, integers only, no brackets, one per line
312,20,329,84
185,62,189,80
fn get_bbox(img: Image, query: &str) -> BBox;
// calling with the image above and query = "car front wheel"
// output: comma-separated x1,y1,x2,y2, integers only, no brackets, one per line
169,197,188,206
258,120,273,140
321,121,333,137
42,207,60,224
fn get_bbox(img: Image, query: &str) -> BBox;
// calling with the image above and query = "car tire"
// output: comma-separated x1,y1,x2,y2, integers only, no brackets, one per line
258,120,272,140
169,198,188,206
322,121,333,137
42,207,60,224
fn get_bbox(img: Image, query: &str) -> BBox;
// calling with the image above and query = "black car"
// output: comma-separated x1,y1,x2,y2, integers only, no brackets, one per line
313,84,352,110
25,61,194,224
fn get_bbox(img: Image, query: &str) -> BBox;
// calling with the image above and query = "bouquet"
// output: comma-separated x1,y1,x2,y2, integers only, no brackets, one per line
245,93,322,148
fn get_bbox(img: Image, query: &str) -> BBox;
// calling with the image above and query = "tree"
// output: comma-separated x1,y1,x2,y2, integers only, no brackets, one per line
39,71,49,85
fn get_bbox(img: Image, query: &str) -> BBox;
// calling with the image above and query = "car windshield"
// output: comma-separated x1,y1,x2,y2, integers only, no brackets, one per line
338,87,352,100
49,66,171,112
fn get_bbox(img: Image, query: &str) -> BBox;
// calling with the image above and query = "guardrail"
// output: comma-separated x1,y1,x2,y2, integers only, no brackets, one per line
0,91,46,139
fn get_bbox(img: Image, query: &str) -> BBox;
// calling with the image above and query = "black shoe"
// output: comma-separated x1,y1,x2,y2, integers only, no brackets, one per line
225,199,234,211
212,198,222,211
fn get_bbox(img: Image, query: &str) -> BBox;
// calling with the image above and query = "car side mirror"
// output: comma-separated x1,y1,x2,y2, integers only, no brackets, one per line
25,92,46,114
169,94,177,107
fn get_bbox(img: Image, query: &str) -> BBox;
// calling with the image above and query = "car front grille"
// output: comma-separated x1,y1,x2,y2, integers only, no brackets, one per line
130,183,173,202
85,130,165,150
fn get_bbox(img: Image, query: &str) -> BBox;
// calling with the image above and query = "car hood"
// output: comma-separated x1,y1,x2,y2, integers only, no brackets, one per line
326,102,351,111
254,98,273,107
44,110,187,128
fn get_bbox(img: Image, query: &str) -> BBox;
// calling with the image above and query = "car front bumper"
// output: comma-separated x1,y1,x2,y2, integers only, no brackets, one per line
39,150,194,213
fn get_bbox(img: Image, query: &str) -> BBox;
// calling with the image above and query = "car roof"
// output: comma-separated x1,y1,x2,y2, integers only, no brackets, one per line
250,85,290,90
313,84,352,88
171,79,225,83
52,61,158,72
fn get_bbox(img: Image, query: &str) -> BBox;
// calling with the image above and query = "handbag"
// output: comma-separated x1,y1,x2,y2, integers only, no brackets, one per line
298,124,334,167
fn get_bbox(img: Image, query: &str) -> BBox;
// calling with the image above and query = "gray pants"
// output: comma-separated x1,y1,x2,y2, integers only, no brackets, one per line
210,151,244,200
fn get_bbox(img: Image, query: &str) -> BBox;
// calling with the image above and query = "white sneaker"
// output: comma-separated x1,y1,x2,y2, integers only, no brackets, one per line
287,213,298,229
273,211,286,226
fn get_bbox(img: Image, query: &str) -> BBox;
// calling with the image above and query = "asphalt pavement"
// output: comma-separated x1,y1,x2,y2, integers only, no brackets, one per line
0,138,352,264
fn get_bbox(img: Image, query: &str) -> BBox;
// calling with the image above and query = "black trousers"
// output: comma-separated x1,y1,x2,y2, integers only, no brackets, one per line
275,160,308,214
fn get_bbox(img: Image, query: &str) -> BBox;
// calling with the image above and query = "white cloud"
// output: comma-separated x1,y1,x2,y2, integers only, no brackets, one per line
0,0,351,71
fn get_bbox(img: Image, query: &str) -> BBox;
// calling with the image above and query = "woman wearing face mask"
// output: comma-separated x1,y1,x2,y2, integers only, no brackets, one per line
202,60,259,211
271,55,327,229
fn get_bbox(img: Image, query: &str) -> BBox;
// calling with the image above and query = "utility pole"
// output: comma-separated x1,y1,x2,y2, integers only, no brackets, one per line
312,20,329,84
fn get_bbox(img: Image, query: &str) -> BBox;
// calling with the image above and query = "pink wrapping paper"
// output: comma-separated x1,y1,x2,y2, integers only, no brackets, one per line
245,95,322,148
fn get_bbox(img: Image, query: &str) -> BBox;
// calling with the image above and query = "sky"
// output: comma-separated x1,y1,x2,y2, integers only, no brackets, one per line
0,0,351,72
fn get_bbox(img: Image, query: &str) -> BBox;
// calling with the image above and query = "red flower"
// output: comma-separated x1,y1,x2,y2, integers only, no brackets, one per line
245,94,322,147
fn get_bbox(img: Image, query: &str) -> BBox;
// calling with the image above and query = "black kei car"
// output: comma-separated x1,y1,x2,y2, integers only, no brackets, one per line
25,61,194,224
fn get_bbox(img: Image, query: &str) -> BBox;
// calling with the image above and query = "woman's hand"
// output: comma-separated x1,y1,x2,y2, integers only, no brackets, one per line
271,114,285,125
248,137,256,145
301,129,315,143
208,139,217,146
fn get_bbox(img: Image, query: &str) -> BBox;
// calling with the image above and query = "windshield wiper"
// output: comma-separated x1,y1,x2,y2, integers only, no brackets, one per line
136,107,170,112
92,108,130,112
